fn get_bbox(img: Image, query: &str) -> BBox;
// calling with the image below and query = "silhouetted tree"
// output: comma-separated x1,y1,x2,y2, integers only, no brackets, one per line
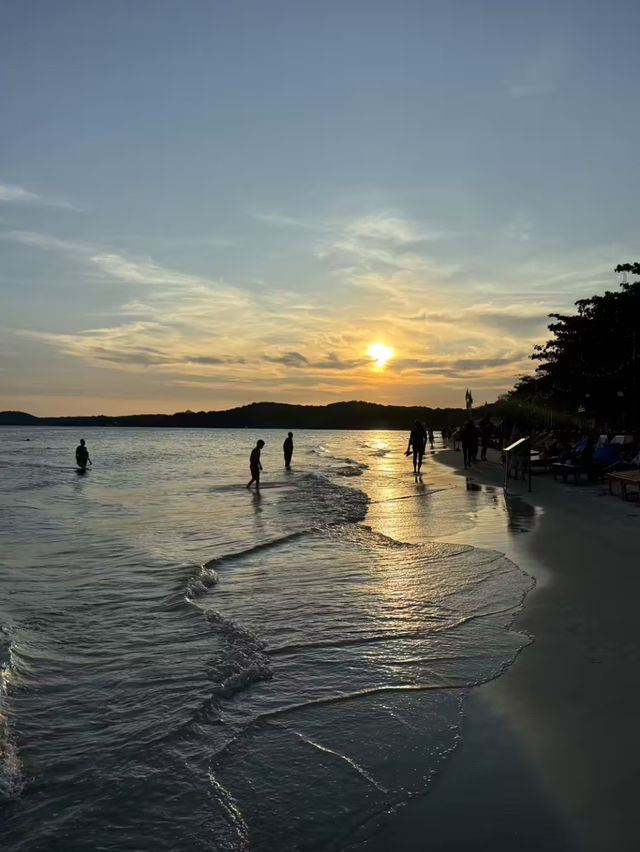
512,264,640,429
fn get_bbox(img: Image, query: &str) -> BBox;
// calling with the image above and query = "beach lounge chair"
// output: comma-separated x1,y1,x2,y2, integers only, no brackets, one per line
552,462,592,484
610,434,634,446
552,436,597,484
529,434,562,473
606,470,640,500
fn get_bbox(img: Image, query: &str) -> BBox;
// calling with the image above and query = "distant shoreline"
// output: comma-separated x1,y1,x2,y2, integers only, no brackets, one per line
4,424,417,431
0,400,481,431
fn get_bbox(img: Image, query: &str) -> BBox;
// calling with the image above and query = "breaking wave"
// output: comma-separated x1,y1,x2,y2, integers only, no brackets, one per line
0,633,23,803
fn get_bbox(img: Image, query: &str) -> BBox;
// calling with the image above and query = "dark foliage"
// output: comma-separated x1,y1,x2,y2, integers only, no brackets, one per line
511,264,640,429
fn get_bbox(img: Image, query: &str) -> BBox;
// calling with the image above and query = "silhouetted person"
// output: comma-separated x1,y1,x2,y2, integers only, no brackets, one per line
479,415,493,461
283,432,294,468
75,438,92,470
471,423,480,462
406,420,427,473
428,428,434,449
247,439,265,490
461,420,477,470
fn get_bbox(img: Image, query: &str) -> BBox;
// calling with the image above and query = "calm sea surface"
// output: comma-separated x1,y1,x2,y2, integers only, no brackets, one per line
0,427,532,851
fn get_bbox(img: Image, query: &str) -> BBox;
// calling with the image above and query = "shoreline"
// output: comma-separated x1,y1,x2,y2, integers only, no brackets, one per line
363,448,640,852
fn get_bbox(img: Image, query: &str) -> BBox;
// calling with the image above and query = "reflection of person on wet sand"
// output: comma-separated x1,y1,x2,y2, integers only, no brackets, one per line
406,421,427,473
75,438,92,470
283,432,293,468
246,440,265,490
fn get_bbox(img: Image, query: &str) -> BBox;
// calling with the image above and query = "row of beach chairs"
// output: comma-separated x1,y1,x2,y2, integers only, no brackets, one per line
548,434,640,499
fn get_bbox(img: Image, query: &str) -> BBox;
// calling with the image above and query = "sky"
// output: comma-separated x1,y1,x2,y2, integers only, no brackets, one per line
1,0,640,416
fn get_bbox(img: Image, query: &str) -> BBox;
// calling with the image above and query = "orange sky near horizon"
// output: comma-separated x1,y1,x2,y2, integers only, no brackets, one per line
1,219,566,418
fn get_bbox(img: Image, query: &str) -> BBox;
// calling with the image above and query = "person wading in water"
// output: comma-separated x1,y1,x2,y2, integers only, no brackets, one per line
247,440,265,490
283,432,294,468
75,439,92,470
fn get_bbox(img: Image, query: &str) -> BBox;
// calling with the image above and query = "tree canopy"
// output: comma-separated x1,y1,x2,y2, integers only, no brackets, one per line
511,264,640,430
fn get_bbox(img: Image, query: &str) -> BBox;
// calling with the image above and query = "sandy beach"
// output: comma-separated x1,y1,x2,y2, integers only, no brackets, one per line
364,448,640,852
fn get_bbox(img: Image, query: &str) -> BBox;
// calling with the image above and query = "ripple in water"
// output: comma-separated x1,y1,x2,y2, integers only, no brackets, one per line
196,524,532,851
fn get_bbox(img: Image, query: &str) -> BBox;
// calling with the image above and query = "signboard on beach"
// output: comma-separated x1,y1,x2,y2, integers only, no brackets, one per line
503,436,529,453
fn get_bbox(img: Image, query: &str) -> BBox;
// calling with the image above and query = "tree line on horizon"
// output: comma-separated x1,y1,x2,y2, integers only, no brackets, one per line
0,400,480,431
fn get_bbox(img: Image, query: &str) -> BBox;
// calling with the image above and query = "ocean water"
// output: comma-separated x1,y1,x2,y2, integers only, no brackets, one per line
0,427,533,851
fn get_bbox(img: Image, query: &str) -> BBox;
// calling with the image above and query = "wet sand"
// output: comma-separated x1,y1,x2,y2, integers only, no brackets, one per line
363,448,640,852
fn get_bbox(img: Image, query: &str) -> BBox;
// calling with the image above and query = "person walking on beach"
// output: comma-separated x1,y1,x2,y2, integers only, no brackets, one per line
460,420,477,470
479,415,493,461
428,428,435,450
406,420,427,473
75,438,92,470
471,422,480,463
247,440,265,490
283,432,294,468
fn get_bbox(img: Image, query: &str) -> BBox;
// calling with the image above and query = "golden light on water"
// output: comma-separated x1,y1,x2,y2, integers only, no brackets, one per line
367,343,394,369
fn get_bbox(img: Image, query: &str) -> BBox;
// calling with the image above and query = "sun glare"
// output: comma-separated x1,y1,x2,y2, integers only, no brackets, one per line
367,342,394,368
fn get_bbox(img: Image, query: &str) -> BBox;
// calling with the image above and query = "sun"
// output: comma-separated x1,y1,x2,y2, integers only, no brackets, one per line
367,342,394,368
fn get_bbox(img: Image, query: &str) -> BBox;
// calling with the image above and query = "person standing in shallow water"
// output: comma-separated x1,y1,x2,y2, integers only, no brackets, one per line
247,440,265,490
75,438,91,470
283,432,294,468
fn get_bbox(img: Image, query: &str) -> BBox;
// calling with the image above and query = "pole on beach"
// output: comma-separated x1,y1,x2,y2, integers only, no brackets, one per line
503,437,531,495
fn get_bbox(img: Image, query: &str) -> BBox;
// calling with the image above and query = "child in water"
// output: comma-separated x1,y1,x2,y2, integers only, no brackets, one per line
247,440,265,490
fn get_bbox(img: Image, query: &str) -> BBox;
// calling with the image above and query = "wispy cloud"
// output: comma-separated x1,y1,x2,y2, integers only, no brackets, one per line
5,214,595,401
311,352,371,370
250,210,321,230
2,230,88,252
0,183,40,203
3,230,248,306
314,213,458,297
394,351,527,369
253,209,453,290
264,351,309,368
402,303,553,335
0,182,80,210
264,351,371,370
346,213,445,245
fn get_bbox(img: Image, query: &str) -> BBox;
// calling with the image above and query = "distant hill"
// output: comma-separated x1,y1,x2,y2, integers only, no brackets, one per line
0,411,41,425
0,401,485,430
